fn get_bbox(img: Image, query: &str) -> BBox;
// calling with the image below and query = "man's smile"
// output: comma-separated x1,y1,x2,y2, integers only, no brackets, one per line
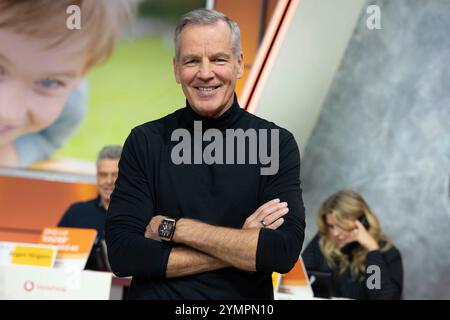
193,85,221,96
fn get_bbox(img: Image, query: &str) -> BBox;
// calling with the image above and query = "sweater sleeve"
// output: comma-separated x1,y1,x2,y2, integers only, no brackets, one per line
256,130,306,274
301,234,324,271
364,246,403,299
105,128,172,278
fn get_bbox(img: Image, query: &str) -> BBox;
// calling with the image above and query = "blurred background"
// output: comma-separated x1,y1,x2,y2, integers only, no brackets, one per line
55,0,206,163
0,0,449,299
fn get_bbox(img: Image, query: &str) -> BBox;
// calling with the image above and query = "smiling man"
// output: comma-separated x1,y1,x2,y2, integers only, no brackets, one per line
173,17,243,118
106,9,306,300
59,145,122,271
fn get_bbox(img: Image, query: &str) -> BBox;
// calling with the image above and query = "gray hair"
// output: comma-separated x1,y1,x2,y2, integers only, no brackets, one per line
174,8,241,61
96,145,122,167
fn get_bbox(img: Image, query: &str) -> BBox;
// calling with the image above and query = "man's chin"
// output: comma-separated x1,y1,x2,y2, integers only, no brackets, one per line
101,193,111,202
194,103,230,118
191,103,217,115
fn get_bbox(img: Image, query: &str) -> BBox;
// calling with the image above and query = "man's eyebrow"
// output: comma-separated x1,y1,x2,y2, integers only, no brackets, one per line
181,54,199,61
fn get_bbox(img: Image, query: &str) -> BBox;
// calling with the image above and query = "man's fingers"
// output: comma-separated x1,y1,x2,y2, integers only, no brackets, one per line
261,207,289,226
256,198,280,214
247,199,280,222
266,218,284,230
244,199,287,229
257,202,288,221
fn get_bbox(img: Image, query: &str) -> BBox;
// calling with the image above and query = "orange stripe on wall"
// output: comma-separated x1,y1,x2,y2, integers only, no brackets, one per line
214,0,278,97
240,0,300,112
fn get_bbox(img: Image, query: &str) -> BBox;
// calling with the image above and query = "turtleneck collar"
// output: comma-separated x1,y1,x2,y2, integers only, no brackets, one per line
182,94,243,131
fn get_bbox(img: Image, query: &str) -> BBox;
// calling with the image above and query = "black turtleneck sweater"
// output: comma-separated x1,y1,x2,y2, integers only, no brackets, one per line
105,96,306,299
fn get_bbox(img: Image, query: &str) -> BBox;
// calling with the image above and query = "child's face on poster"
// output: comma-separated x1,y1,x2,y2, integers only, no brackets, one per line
0,29,86,146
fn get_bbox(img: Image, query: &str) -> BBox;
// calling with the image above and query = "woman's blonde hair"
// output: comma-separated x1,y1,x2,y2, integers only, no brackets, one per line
317,190,392,280
0,0,138,70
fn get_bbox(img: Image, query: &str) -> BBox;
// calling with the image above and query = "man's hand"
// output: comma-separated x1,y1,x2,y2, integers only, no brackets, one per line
143,199,289,274
145,215,165,241
243,198,289,230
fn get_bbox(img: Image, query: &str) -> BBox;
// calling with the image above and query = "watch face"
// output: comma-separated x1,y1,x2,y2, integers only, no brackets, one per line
158,219,176,240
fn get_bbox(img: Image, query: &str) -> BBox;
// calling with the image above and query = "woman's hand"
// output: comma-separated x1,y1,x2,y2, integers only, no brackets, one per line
349,220,380,251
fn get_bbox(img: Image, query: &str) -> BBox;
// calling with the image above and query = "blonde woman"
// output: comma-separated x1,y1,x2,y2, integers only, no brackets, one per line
302,190,403,299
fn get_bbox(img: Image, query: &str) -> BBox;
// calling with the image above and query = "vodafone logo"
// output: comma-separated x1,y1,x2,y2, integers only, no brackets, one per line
23,280,35,292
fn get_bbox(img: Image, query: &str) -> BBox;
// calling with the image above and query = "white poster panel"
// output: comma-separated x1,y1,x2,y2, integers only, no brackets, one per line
0,265,112,300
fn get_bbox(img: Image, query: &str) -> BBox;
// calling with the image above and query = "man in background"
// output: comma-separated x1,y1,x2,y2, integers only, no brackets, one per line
59,145,122,270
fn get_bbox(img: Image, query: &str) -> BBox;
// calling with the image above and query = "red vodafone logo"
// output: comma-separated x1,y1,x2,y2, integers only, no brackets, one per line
23,280,35,292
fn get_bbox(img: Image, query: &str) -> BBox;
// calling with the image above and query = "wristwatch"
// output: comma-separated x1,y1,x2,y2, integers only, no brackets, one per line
158,217,177,242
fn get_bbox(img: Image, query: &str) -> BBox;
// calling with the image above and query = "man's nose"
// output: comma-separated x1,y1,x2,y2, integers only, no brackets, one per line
106,174,115,184
197,61,214,80
0,85,27,124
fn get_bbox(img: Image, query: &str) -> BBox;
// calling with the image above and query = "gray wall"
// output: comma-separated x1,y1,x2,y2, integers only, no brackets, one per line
301,0,450,299
254,0,365,155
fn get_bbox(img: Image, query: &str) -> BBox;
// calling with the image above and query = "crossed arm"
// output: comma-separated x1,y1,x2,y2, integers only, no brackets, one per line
106,128,305,279
145,199,289,277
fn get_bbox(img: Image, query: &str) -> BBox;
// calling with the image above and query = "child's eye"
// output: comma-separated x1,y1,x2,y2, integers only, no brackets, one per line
38,79,66,89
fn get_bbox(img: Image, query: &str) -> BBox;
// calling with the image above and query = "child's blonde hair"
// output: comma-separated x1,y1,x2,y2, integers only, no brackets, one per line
0,0,138,70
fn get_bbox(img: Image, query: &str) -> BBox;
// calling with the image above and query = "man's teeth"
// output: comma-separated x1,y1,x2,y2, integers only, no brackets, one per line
197,87,217,92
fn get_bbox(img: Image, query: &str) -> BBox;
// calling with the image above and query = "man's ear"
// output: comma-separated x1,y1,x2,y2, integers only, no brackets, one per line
236,52,244,79
173,57,181,84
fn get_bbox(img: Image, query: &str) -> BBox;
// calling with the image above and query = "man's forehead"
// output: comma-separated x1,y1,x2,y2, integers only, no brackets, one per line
179,21,232,44
97,158,119,170
178,29,234,59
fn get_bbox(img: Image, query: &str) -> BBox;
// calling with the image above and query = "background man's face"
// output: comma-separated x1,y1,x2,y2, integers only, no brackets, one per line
0,29,86,146
173,21,244,118
97,158,119,205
